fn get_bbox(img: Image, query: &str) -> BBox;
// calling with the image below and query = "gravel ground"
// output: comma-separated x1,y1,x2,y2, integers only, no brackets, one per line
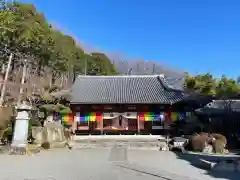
0,147,236,180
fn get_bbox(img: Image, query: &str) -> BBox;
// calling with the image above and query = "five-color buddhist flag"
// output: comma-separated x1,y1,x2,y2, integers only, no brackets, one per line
138,112,156,121
171,112,178,121
78,112,103,122
89,112,96,121
154,112,164,121
61,113,74,125
166,111,171,121
96,112,103,121
159,113,165,121
84,115,90,121
138,112,145,121
144,112,151,121
80,115,85,122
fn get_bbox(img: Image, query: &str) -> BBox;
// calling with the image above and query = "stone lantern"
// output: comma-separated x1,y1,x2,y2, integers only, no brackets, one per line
11,101,32,154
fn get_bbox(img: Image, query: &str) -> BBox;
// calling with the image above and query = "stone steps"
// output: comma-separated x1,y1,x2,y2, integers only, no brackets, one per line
72,135,168,150
73,140,166,150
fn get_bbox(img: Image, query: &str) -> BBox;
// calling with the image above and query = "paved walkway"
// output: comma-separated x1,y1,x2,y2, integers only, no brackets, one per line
0,147,237,180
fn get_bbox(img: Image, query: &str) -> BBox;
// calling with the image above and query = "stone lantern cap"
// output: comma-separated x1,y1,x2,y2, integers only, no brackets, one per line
15,101,32,111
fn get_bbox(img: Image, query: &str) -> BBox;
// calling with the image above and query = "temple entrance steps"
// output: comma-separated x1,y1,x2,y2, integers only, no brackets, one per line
73,135,167,150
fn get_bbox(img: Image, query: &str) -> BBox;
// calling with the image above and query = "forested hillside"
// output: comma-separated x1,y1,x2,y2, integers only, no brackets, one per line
0,1,239,102
0,2,117,84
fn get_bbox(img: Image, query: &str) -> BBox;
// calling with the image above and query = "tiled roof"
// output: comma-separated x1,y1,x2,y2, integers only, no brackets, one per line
70,75,184,104
207,100,240,112
195,100,240,114
164,76,185,91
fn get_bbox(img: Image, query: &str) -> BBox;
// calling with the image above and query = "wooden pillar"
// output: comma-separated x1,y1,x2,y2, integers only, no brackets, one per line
101,117,103,135
137,116,140,134
72,112,77,134
88,118,91,134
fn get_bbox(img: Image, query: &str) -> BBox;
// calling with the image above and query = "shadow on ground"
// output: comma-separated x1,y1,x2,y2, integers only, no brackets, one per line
174,151,240,180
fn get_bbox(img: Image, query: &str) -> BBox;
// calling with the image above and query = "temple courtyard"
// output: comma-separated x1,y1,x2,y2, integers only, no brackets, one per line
0,146,238,180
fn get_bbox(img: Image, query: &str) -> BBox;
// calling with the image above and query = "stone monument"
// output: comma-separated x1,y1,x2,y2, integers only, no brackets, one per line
10,101,32,154
32,121,69,149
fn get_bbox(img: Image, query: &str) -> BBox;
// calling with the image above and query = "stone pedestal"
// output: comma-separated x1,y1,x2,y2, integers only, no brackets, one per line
10,102,32,155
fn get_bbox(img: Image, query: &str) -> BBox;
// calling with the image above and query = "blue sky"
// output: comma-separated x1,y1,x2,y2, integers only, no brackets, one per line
19,0,240,78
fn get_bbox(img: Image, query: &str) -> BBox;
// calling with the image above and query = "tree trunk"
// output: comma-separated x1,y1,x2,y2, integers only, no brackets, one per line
37,60,42,76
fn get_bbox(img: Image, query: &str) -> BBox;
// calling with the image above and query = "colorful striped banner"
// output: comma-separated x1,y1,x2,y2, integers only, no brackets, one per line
166,111,185,121
96,112,103,121
138,112,145,121
138,112,161,121
166,111,171,120
171,112,178,121
61,113,74,126
77,112,103,122
138,112,186,122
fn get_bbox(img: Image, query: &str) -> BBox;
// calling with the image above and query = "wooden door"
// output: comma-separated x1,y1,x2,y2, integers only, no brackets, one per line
128,119,137,131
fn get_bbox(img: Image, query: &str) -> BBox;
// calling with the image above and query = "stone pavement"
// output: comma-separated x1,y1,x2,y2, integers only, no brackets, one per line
0,146,236,180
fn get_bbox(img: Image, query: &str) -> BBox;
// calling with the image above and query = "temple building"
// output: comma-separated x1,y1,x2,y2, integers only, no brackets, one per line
66,75,187,135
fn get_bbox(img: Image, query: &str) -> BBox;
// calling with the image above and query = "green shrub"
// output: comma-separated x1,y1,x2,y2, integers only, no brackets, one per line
59,107,72,114
29,118,41,127
0,118,41,144
0,127,13,144
28,118,41,141
39,104,59,113
6,127,13,136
